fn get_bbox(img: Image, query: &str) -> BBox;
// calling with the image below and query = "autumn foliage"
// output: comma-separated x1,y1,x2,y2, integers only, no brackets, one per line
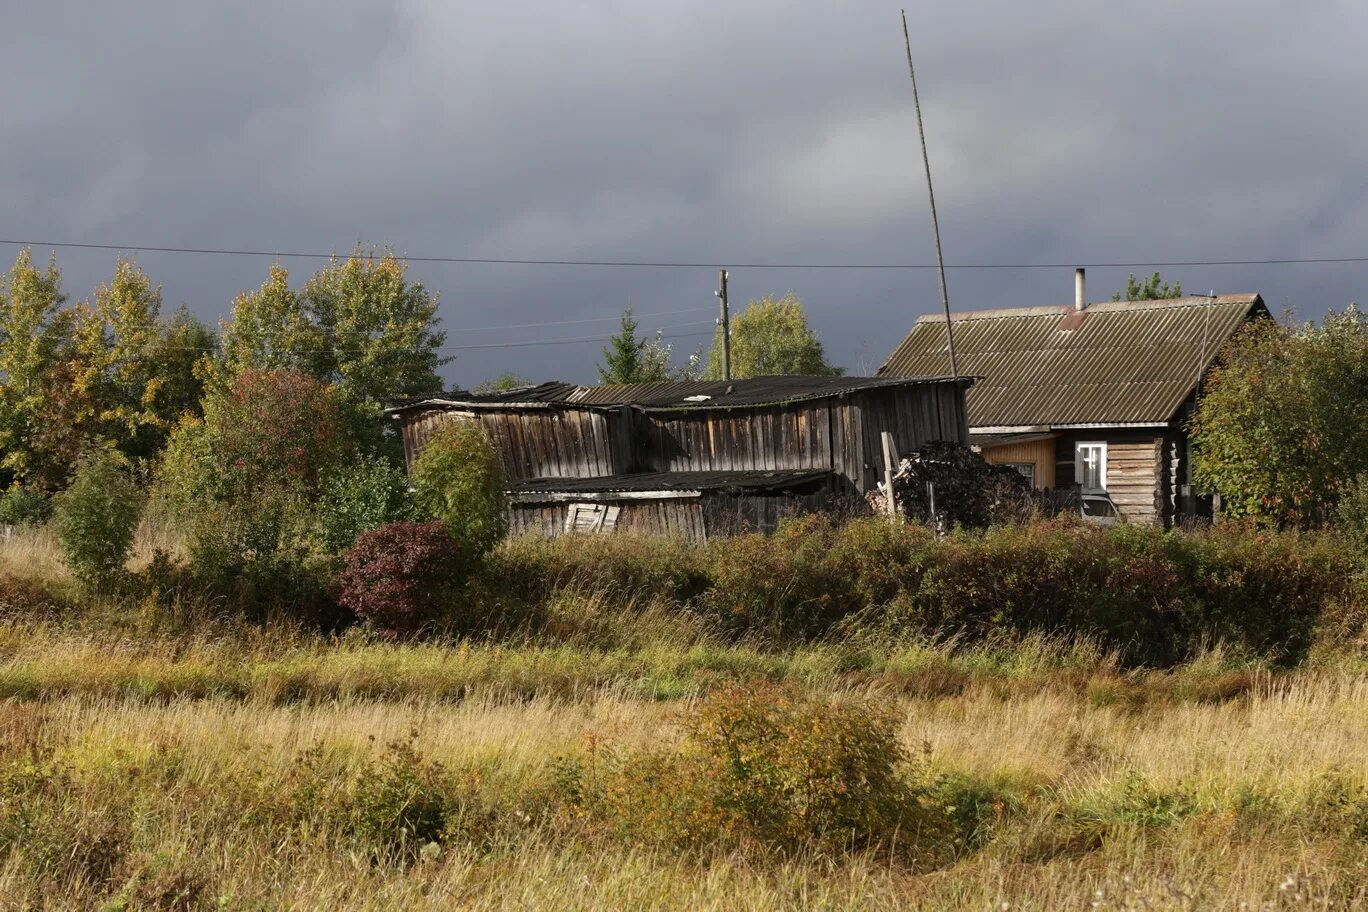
337,521,465,635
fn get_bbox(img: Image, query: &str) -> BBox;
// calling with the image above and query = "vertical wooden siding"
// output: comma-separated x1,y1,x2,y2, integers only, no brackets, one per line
981,438,1057,489
635,403,834,476
507,489,836,542
854,386,970,491
400,408,624,480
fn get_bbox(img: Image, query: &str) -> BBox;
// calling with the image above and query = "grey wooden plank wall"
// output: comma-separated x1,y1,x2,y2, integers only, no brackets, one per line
401,409,623,480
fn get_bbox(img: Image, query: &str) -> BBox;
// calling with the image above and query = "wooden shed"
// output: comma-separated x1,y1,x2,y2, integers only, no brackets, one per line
388,374,971,540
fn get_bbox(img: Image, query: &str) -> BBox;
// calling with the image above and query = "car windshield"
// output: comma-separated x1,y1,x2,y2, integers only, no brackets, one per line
1081,497,1118,518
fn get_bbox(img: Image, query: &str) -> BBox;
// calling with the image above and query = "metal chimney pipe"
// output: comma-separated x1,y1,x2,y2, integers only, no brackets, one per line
1075,268,1086,312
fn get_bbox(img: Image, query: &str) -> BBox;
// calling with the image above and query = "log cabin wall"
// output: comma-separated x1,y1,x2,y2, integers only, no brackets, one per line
1053,429,1166,525
399,407,627,480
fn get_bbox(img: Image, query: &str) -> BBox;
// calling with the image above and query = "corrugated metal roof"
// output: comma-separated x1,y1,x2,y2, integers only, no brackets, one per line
513,469,831,495
385,381,580,414
567,374,965,410
387,374,967,416
878,295,1264,427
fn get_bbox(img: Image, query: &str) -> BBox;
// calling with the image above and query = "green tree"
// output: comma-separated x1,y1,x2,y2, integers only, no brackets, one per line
214,263,319,384
1113,273,1182,301
54,449,143,591
598,306,672,384
68,259,180,463
0,249,81,489
155,368,358,599
299,250,447,405
145,306,216,431
1190,310,1368,525
705,293,840,379
215,250,447,410
473,372,530,395
411,421,507,557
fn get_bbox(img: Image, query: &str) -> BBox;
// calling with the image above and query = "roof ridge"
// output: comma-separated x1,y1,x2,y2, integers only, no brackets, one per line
915,294,1260,323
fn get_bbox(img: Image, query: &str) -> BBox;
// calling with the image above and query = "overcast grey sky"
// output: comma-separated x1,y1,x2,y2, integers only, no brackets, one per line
3,1,1366,387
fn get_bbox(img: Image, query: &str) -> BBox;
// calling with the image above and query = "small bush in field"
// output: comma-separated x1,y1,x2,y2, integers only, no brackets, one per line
345,735,453,857
337,521,464,635
314,454,416,554
0,484,51,528
54,450,142,591
558,683,943,857
411,422,506,557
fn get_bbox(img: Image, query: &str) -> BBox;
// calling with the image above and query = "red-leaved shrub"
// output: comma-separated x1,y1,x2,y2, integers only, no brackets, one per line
337,521,464,635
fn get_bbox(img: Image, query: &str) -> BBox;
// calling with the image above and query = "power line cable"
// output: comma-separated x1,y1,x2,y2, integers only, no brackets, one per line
447,305,711,333
3,237,1368,270
138,320,719,356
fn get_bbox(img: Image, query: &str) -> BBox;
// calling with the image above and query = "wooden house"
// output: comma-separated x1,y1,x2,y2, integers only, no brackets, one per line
387,374,971,539
878,271,1267,526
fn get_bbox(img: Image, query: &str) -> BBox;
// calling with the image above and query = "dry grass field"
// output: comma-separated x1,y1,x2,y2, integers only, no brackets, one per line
2,527,1367,910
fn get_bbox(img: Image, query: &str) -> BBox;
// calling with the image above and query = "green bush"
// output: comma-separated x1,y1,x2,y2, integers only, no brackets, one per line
0,484,52,528
411,422,507,557
492,532,708,604
345,736,453,857
1338,473,1368,558
53,450,143,591
492,516,1361,664
152,370,357,618
556,684,945,858
313,454,416,554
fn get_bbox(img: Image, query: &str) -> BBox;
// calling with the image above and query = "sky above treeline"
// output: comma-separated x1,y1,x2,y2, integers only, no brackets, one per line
4,1,1366,388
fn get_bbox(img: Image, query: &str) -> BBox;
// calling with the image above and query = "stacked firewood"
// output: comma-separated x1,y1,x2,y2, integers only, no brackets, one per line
874,441,1045,529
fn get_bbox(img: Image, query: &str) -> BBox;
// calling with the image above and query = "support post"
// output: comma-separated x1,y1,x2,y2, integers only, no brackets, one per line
881,431,898,521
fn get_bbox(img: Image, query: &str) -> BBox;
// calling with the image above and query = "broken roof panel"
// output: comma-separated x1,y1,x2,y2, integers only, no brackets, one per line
387,374,968,416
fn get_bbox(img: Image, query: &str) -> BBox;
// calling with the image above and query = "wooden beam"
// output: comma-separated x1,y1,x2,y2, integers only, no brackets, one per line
509,490,703,504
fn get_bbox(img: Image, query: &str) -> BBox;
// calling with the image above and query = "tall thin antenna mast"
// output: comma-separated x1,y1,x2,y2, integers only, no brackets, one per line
901,9,958,378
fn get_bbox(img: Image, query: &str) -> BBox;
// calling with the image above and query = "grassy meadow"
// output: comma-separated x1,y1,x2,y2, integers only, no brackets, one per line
2,524,1368,910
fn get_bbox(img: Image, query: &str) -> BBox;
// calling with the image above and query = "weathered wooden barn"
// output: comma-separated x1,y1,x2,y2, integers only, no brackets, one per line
879,272,1267,526
388,375,971,539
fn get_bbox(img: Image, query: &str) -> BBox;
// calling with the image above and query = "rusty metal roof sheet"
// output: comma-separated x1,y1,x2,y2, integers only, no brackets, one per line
878,295,1265,427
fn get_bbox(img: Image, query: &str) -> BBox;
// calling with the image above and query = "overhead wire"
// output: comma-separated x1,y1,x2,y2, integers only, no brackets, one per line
3,238,1368,270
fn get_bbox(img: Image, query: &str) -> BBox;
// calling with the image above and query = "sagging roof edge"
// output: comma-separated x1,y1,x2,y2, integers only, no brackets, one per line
384,374,976,417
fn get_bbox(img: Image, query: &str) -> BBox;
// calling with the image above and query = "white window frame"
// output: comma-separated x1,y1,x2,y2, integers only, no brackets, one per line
1001,462,1035,488
1074,441,1107,493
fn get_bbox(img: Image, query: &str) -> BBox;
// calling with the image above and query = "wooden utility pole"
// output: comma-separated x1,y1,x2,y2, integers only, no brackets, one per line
901,10,959,378
716,269,732,381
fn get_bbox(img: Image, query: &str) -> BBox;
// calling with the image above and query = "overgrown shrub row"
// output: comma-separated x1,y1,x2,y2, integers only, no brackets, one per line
489,516,1367,665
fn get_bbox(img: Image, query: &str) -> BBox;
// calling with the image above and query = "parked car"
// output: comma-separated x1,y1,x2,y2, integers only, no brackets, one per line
1079,493,1121,525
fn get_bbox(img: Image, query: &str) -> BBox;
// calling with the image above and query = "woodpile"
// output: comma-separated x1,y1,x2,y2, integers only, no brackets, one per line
879,441,1044,529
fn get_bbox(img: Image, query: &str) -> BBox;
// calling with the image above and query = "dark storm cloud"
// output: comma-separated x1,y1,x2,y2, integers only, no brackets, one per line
3,1,1367,386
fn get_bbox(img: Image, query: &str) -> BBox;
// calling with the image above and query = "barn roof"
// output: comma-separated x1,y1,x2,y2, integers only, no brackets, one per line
565,374,966,410
878,295,1265,428
386,374,968,416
